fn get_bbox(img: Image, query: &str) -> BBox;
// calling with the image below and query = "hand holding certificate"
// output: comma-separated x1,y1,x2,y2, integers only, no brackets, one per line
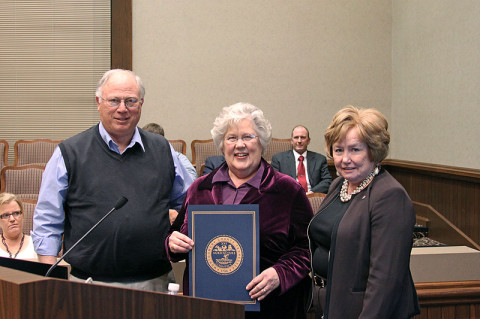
246,267,280,301
168,231,194,254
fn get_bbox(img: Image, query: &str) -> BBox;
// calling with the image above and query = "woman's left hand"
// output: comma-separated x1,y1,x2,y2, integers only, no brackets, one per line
246,267,280,301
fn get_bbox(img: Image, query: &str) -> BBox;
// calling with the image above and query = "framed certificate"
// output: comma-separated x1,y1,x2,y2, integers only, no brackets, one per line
188,204,260,312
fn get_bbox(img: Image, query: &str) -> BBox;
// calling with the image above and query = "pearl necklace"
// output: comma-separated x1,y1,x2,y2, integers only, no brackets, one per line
340,166,380,202
1,233,25,259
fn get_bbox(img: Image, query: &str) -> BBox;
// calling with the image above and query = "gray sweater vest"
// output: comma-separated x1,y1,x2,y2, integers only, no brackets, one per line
58,125,175,280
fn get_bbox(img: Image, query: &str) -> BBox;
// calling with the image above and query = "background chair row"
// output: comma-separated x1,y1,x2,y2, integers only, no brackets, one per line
1,137,293,178
0,138,188,170
0,139,58,190
0,164,45,202
0,139,62,170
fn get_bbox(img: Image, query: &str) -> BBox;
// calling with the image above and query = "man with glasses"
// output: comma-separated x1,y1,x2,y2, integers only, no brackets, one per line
32,69,193,292
271,125,332,194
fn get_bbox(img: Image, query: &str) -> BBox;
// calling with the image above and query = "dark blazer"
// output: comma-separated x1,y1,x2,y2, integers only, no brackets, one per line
271,150,332,193
169,160,313,319
308,169,420,318
202,155,225,175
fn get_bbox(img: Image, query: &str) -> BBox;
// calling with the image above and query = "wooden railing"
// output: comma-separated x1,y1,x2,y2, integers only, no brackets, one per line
414,281,480,319
413,201,480,250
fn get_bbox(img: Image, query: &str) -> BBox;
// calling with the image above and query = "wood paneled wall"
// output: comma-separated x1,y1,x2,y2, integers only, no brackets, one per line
384,160,480,246
111,0,132,70
328,159,480,245
306,280,480,319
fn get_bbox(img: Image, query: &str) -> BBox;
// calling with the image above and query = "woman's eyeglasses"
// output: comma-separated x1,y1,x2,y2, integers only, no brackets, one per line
0,211,23,220
225,134,258,144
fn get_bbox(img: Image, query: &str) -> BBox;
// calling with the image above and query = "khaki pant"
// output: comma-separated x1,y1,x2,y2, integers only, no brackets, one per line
69,269,176,293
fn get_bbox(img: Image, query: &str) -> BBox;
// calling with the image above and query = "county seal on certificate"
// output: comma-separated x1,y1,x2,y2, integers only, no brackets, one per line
188,204,260,311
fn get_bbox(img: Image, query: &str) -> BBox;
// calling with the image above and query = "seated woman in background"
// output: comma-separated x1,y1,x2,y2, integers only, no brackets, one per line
0,193,38,260
167,102,313,319
308,105,419,318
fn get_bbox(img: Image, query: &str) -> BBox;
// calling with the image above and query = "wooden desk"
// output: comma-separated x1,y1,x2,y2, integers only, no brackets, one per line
0,266,244,319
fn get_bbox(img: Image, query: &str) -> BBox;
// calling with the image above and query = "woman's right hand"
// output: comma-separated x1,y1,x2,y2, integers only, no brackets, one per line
168,231,194,253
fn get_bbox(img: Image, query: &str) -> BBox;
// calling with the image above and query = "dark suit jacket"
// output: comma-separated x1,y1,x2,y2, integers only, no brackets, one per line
308,169,420,318
202,155,225,175
271,150,332,193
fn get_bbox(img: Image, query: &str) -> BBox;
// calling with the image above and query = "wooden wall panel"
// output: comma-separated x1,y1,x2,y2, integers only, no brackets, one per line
413,281,480,319
384,160,480,245
111,0,132,70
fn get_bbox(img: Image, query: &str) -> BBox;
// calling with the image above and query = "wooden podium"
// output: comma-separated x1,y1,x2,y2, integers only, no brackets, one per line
0,266,244,319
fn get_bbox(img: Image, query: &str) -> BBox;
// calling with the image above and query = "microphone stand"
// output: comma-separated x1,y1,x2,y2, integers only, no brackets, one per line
45,196,128,277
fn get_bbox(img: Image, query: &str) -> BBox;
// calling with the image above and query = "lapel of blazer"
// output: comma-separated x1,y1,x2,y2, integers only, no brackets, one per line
286,151,297,178
306,151,317,183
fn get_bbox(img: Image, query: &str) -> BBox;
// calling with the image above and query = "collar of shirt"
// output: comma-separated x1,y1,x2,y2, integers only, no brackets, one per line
212,160,265,189
98,122,145,154
293,150,308,163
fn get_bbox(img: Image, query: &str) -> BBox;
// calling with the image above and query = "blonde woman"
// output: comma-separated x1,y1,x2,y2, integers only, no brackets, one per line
308,106,419,318
0,193,37,260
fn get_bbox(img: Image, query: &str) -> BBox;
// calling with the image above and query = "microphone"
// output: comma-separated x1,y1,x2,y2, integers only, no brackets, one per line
45,196,128,277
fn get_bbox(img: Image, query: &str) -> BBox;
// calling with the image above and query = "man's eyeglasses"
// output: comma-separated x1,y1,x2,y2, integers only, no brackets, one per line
225,134,258,144
0,211,23,220
100,97,141,109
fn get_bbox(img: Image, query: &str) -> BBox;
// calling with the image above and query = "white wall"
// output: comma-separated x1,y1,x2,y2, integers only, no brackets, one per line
133,0,391,160
392,0,480,169
133,1,480,170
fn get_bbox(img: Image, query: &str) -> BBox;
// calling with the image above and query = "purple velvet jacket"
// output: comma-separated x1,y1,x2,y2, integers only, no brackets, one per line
167,159,313,317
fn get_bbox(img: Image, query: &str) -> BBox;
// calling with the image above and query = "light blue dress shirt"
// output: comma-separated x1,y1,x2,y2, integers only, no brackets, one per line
32,123,193,256
176,152,197,181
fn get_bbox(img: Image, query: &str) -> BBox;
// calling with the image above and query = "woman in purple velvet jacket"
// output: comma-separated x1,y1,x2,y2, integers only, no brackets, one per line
166,102,313,319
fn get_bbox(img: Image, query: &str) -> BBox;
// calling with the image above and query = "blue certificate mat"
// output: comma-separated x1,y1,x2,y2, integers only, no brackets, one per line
188,204,260,311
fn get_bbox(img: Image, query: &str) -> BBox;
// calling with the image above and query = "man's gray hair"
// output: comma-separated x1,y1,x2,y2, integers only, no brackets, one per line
95,69,145,99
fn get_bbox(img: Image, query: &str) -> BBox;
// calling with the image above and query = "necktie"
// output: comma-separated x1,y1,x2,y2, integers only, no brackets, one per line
297,156,308,192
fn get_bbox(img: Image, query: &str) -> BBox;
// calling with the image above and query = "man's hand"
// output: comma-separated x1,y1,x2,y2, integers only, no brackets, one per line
169,209,179,225
38,255,57,264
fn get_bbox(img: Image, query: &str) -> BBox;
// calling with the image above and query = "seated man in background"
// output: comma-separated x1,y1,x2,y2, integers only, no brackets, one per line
142,123,197,182
202,155,225,175
143,122,197,224
271,125,332,194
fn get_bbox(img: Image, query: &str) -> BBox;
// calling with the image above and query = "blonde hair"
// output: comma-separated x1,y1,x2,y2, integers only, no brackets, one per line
0,193,24,213
324,105,390,163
